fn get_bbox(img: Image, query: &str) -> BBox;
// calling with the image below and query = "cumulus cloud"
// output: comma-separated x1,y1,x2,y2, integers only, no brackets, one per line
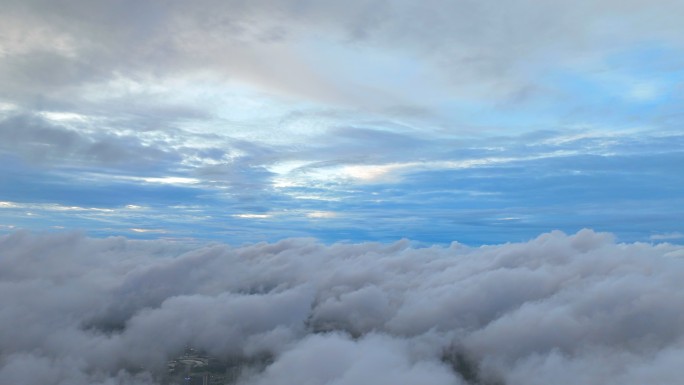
1,229,684,384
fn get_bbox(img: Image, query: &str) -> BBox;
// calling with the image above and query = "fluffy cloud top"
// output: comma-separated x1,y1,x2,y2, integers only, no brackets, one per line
1,229,683,384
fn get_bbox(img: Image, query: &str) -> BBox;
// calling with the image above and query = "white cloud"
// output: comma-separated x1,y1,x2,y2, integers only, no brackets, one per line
306,211,337,219
130,228,167,234
233,214,272,219
0,201,115,213
650,232,684,241
141,176,201,185
1,229,684,384
40,111,90,122
277,151,577,186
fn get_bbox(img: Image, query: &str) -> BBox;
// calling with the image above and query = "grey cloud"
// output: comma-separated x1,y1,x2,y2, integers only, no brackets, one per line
285,126,433,171
247,333,461,385
4,0,684,109
0,113,177,168
2,229,684,384
0,50,107,99
195,161,274,188
1,0,352,106
0,353,157,385
192,141,279,199
328,126,428,153
117,289,313,368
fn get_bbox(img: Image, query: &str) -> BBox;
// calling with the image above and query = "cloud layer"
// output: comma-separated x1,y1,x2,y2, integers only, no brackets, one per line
1,0,683,243
2,229,683,384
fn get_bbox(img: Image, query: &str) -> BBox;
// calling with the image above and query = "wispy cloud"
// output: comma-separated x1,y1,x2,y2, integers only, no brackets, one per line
0,0,682,243
650,232,684,241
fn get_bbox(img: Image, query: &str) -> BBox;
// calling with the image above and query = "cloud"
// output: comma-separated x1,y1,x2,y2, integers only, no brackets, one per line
2,0,683,247
246,333,461,385
4,0,684,110
0,112,176,168
0,125,680,244
1,229,684,384
650,232,684,241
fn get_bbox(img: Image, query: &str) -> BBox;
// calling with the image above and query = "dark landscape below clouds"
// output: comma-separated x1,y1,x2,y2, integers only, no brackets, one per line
2,229,684,384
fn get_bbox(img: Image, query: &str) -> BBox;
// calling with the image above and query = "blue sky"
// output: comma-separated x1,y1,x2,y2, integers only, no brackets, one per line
0,0,683,244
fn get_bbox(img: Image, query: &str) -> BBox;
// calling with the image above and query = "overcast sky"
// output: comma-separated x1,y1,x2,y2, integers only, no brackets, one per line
1,0,683,243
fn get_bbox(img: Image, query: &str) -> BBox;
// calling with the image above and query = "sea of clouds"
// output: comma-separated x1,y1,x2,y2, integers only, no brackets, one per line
2,229,684,384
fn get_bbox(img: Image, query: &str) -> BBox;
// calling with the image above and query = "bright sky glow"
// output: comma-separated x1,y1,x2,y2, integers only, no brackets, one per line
0,0,682,244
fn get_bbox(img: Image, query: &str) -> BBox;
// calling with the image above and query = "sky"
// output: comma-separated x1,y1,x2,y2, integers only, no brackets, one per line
1,0,684,245
3,3,684,384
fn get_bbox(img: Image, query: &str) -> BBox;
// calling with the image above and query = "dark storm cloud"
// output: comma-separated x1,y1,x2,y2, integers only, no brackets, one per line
1,230,684,384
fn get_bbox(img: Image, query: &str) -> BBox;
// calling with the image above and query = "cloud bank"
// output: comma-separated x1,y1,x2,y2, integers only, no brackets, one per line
1,229,684,384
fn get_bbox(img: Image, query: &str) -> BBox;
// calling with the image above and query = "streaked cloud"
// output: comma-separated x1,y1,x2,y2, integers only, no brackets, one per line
651,232,684,241
0,0,681,244
130,228,167,234
233,214,273,219
306,211,338,219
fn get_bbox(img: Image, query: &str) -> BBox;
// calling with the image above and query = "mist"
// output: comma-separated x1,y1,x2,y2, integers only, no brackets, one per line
1,229,683,384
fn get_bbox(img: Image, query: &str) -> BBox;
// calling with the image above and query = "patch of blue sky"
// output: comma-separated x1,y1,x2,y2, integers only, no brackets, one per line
423,44,683,143
539,45,684,129
3,120,682,245
439,106,559,140
322,152,684,242
434,55,665,134
0,171,203,210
